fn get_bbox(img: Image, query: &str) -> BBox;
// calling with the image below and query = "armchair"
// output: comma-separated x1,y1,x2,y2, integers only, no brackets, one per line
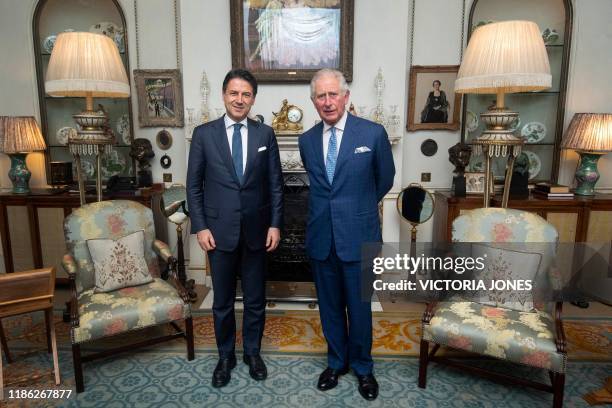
418,208,566,407
62,200,194,393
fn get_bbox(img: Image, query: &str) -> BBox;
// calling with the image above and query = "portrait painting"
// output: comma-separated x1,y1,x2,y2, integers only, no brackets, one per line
134,69,184,127
407,65,461,131
230,0,354,82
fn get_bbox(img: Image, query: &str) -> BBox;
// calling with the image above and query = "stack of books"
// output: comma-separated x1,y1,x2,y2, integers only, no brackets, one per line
532,182,574,199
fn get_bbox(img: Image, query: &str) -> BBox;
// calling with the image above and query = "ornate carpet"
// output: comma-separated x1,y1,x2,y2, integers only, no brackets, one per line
2,310,610,360
2,351,611,407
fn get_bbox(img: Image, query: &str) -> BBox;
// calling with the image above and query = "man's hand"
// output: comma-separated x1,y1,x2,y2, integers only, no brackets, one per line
197,229,216,251
266,227,281,252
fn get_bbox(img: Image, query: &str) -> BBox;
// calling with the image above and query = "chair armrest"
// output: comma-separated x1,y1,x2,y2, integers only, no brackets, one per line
62,254,78,276
554,301,566,354
422,301,438,324
153,239,173,263
62,254,80,328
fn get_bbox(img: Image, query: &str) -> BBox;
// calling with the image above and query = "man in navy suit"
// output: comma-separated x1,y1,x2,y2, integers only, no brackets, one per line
187,69,283,388
299,69,395,401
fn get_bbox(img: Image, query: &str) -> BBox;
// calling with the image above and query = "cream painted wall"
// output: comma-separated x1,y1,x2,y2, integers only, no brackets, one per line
1,0,611,273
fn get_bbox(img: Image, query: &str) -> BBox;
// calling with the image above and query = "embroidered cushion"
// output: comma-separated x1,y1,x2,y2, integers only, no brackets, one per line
472,243,542,312
87,230,153,293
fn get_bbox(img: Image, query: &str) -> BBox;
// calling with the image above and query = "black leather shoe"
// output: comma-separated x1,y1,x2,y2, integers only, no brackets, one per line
317,366,349,391
357,374,379,401
212,357,237,388
243,354,267,381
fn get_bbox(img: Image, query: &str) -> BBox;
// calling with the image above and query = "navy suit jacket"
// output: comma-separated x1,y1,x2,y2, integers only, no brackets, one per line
187,116,283,252
299,113,395,262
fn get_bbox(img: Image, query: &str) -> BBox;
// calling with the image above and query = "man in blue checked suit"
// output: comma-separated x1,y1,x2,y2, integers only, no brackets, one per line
299,69,395,401
187,69,283,388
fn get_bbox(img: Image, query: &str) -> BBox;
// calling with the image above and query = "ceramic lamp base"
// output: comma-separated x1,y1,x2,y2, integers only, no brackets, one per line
574,151,604,196
8,153,31,194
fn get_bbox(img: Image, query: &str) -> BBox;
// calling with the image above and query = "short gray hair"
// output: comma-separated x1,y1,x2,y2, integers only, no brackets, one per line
310,69,349,100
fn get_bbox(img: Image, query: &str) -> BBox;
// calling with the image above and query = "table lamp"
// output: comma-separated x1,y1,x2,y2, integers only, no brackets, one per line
455,20,552,207
0,116,47,194
562,113,612,195
45,31,130,205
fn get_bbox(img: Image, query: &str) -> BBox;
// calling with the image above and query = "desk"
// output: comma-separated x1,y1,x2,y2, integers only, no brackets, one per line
0,186,164,283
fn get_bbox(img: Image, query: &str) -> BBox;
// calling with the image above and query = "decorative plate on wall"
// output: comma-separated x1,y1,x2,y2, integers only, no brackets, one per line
156,129,173,150
521,122,546,143
42,35,56,53
466,110,479,133
89,21,124,52
524,150,542,179
420,139,438,157
116,114,131,144
56,126,76,145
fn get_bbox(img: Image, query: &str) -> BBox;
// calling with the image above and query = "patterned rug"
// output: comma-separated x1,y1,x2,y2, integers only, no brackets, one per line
2,310,611,360
2,350,611,407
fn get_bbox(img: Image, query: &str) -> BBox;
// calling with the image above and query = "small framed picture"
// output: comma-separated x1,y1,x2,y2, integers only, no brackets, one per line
407,65,461,131
465,172,486,194
133,69,184,127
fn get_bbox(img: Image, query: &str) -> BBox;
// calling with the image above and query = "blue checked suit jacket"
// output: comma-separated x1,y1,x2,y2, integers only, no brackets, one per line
299,113,395,262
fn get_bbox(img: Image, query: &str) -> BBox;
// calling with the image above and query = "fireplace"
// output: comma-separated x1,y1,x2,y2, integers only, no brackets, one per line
237,173,318,306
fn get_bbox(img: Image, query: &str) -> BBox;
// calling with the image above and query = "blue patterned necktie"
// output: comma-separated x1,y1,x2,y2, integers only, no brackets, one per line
325,126,337,184
232,123,243,184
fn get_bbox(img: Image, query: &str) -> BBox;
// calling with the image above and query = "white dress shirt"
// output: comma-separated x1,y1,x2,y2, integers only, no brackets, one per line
323,110,348,165
224,114,248,173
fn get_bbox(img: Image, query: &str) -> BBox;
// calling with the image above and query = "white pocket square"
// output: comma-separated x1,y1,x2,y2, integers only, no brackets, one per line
354,146,371,153
258,146,267,152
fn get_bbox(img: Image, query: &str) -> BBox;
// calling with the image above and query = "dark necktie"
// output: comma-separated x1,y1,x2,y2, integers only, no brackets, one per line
232,123,243,184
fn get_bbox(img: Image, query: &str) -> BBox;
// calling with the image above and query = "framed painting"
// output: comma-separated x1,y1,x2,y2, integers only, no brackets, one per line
133,69,184,127
407,65,461,131
230,0,354,83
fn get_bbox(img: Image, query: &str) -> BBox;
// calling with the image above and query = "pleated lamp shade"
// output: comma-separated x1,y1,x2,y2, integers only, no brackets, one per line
562,113,612,153
0,116,46,153
455,20,551,94
45,32,130,98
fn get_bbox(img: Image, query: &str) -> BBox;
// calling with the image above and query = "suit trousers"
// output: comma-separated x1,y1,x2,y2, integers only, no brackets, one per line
207,228,266,358
311,242,374,376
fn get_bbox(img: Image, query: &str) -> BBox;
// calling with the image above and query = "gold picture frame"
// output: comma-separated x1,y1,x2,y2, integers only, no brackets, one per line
407,65,461,131
133,69,184,128
230,0,354,83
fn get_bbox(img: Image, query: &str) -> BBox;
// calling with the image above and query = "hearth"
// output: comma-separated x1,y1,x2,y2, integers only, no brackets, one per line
237,173,317,306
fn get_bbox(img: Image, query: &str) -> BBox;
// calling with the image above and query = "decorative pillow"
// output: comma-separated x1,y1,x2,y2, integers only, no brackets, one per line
87,230,153,293
471,243,542,312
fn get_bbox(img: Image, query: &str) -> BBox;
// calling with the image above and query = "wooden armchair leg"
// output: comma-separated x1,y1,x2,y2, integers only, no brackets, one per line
44,310,52,353
553,373,565,408
418,339,429,389
46,309,60,385
0,319,11,364
72,343,84,393
185,317,195,361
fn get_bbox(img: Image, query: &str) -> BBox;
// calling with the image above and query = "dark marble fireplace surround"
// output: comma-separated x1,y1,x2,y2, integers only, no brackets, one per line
237,173,317,304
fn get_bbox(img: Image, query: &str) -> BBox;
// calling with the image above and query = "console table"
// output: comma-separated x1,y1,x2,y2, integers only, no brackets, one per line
433,191,612,243
0,186,164,283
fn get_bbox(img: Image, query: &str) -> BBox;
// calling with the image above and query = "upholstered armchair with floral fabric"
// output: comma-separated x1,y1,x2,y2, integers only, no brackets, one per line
418,208,566,408
62,200,194,393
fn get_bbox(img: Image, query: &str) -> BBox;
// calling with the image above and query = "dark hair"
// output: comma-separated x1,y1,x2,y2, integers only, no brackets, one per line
222,69,258,96
432,80,442,87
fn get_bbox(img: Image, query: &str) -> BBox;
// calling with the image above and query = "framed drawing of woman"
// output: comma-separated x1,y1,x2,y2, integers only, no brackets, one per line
407,65,461,131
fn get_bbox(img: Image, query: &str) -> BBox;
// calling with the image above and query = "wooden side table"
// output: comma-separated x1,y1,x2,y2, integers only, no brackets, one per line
0,267,60,400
